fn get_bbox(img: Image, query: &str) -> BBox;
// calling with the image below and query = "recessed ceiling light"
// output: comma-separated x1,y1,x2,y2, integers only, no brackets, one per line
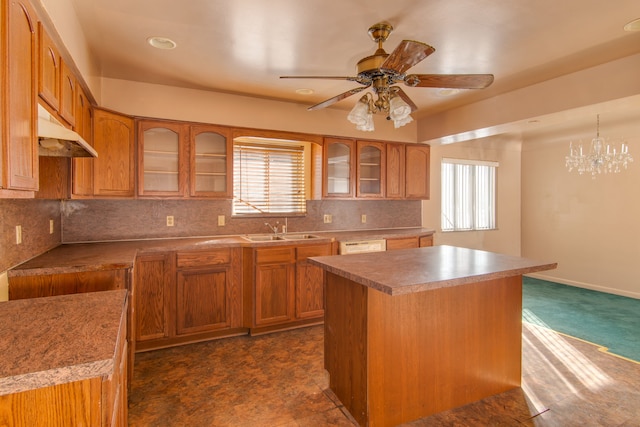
437,88,460,97
295,88,314,95
624,18,640,31
147,36,177,50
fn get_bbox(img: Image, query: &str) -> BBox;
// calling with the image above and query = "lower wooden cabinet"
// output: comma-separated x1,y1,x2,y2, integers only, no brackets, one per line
8,269,128,300
244,242,332,334
133,247,243,351
386,235,434,250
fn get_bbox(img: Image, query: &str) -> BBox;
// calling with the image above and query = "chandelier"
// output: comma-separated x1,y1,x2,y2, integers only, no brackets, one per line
565,114,633,178
347,83,413,131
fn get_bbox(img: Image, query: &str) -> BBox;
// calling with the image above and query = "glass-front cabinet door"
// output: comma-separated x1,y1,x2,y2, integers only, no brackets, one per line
356,140,385,198
138,120,187,196
323,138,355,198
190,125,232,197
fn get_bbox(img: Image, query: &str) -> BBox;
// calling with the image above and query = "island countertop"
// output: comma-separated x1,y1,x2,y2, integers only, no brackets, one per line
0,289,128,396
309,245,557,296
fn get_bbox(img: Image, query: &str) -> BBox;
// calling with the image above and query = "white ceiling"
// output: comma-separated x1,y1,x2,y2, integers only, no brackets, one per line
68,0,640,120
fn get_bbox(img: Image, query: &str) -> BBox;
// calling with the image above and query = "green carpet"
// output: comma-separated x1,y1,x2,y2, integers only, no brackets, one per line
522,277,640,362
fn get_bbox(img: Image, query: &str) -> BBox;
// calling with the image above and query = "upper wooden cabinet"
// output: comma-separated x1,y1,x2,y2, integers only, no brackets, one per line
93,109,135,197
71,87,94,197
37,22,60,111
356,140,385,198
138,120,188,197
386,143,406,199
1,0,39,192
58,59,76,127
323,138,355,198
137,120,232,198
405,144,430,199
190,125,232,198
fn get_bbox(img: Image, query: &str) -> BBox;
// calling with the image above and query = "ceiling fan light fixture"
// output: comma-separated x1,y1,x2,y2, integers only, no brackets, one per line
295,88,314,95
348,95,375,131
147,36,177,50
389,95,413,128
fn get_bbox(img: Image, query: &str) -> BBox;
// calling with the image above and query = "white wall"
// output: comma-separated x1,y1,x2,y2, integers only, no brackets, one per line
521,117,640,298
422,134,522,257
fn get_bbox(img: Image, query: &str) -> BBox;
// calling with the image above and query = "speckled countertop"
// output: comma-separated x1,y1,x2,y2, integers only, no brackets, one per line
8,228,434,277
0,289,128,396
309,245,557,296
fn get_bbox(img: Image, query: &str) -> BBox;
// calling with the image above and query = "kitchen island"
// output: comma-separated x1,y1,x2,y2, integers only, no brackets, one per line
309,245,557,427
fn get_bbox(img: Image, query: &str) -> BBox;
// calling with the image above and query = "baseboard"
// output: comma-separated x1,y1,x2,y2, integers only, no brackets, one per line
525,273,640,300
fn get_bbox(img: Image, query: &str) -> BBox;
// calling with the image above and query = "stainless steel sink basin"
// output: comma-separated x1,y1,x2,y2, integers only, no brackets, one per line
280,233,320,240
242,234,283,242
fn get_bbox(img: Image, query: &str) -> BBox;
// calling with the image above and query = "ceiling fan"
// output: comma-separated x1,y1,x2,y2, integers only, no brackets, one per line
280,22,494,124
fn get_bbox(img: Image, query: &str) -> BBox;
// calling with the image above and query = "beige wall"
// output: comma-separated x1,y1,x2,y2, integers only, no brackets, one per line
521,117,640,298
422,134,522,256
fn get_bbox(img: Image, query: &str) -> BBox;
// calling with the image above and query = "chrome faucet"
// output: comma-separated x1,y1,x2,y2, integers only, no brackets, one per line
264,221,280,236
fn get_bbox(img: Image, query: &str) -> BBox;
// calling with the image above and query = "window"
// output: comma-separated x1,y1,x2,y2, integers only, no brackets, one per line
441,158,497,232
233,139,306,215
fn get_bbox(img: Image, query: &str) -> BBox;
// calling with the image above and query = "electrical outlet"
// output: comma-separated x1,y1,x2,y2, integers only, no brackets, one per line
218,215,225,226
16,225,22,244
323,214,332,224
50,219,55,234
166,215,175,227
361,214,367,223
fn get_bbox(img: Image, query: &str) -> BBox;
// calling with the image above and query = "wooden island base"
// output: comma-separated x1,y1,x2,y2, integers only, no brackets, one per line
324,272,523,426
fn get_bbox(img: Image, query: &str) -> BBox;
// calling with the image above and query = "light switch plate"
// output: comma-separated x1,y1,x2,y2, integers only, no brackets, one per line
218,215,225,226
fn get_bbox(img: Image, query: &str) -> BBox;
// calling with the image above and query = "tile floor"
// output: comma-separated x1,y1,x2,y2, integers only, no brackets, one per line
129,323,640,426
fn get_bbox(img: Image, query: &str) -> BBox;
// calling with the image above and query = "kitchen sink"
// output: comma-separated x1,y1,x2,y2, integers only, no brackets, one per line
242,234,283,242
280,234,320,240
242,233,320,242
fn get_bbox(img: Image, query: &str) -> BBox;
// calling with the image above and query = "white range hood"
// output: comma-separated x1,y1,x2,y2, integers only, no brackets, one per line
37,104,98,158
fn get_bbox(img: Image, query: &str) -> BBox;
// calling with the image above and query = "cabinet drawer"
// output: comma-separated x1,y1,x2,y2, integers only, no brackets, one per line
386,237,419,250
256,247,295,264
296,244,332,261
177,249,231,268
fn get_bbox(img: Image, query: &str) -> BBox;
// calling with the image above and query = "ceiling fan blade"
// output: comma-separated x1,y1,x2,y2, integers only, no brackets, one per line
393,87,418,112
308,87,368,111
406,74,494,89
280,75,356,80
381,40,435,74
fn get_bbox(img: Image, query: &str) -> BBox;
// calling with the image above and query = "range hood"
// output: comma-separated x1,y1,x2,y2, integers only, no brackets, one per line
37,104,98,158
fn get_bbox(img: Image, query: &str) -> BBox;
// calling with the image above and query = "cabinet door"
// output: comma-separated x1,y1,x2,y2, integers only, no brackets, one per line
3,0,38,191
386,143,405,199
295,244,331,319
405,144,430,199
138,120,188,197
134,253,172,342
189,125,232,197
419,235,434,247
323,138,355,198
254,247,295,326
37,22,60,111
176,267,232,335
58,59,76,127
71,88,94,196
357,140,385,198
92,109,135,197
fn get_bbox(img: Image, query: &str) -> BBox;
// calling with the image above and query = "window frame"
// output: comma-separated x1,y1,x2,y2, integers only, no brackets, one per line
441,157,498,232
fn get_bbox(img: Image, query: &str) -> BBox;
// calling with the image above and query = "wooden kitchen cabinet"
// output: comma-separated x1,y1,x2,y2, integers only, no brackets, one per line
385,236,420,250
419,234,434,247
190,124,232,197
357,140,385,198
92,108,135,197
37,22,60,112
133,253,172,344
386,142,406,199
137,120,188,197
134,248,243,351
1,0,39,193
252,246,296,327
175,248,242,335
8,268,129,300
58,58,76,127
405,144,430,199
71,87,94,196
244,242,331,334
323,138,355,198
295,243,331,319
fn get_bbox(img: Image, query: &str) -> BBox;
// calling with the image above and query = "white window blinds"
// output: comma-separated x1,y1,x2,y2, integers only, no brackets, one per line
441,158,497,232
233,142,306,215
